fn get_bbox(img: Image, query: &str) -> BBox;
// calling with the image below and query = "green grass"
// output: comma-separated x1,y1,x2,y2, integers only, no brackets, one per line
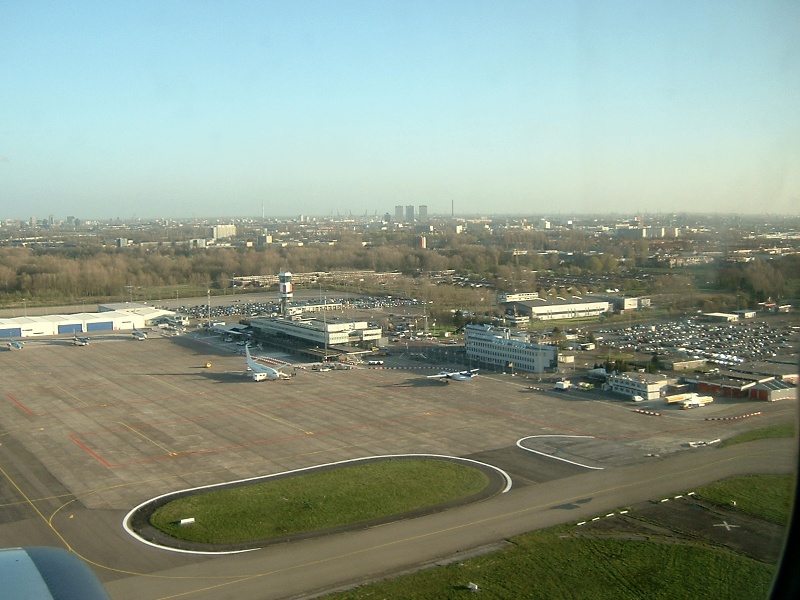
150,459,489,544
323,474,791,599
694,475,795,526
718,423,796,448
328,527,775,600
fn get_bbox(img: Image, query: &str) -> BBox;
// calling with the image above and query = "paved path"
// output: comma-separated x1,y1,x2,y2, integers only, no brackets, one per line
102,438,795,600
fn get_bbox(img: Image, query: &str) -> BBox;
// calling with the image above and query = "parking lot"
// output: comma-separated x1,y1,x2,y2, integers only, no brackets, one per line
597,313,798,365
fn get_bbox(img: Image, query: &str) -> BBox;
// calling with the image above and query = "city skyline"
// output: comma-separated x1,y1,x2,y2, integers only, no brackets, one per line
2,1,798,220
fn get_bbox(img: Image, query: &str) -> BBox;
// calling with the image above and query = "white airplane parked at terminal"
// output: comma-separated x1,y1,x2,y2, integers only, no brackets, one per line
73,333,90,346
6,339,24,350
131,328,147,340
427,368,479,381
245,345,292,381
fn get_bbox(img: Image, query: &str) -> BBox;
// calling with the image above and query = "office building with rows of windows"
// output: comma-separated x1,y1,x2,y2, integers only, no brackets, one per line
465,324,558,373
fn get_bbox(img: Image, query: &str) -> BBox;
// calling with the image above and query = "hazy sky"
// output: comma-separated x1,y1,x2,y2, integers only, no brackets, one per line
2,1,798,219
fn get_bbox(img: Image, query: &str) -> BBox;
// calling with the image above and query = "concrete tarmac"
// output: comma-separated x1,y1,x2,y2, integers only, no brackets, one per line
0,332,795,599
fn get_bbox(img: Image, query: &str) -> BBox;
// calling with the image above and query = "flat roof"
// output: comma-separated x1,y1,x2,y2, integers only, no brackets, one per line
514,296,610,308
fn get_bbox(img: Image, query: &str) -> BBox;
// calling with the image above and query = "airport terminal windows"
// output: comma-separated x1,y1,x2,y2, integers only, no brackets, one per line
465,324,558,373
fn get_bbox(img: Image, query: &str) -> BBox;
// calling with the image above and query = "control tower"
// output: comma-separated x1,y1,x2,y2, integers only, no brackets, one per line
278,271,293,316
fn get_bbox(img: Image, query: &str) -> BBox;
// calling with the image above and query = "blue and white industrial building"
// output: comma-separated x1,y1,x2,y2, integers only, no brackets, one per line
0,303,174,339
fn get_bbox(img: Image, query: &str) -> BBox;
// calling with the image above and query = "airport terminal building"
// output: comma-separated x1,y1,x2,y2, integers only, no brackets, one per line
465,324,558,373
249,316,383,349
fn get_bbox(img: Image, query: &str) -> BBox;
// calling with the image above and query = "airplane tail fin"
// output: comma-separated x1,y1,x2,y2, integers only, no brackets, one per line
245,345,257,369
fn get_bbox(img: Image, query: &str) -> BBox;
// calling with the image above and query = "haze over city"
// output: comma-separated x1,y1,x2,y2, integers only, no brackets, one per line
2,1,798,219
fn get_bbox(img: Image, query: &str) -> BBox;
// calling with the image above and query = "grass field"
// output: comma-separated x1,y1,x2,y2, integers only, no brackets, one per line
150,458,489,544
146,445,791,597
327,526,775,600
719,423,796,448
322,472,792,599
695,474,795,526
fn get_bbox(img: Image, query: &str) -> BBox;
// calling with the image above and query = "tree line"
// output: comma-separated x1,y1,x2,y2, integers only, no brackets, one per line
0,242,627,302
0,243,795,309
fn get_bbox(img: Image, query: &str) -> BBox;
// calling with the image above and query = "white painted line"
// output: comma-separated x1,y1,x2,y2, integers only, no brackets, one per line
577,521,586,526
122,453,514,555
516,435,604,470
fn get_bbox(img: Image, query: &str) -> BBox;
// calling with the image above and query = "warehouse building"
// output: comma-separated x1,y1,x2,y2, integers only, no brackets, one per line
0,309,170,338
465,324,558,373
504,296,611,321
588,295,651,313
604,372,673,400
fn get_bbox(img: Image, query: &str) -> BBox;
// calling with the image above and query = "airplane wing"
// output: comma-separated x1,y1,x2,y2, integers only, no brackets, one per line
0,547,111,599
427,369,478,381
427,371,453,379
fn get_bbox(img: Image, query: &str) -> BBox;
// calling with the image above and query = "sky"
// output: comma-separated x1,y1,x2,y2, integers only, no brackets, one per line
1,1,798,219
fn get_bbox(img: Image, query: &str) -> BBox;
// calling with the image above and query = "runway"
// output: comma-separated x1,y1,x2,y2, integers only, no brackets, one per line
103,438,795,599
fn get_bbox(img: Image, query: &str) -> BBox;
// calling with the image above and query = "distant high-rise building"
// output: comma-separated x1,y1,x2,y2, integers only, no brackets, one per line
419,235,427,249
211,224,237,239
395,205,403,221
405,205,415,222
418,205,428,220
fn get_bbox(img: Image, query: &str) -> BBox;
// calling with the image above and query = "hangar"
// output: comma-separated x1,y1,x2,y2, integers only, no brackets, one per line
0,304,174,338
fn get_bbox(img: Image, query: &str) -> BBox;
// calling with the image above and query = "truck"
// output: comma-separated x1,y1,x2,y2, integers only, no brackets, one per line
554,380,571,391
664,393,696,404
681,396,714,409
